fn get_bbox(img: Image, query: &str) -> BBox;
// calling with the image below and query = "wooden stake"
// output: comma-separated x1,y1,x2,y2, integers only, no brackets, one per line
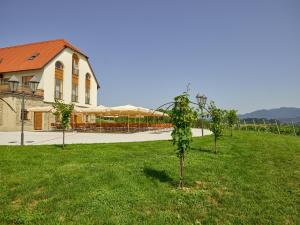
263,119,267,133
99,115,101,133
127,115,129,133
253,119,257,132
244,120,247,131
275,120,280,134
292,121,296,136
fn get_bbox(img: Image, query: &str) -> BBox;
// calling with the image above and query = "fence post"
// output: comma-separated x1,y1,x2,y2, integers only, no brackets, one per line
253,119,257,132
244,120,247,131
292,121,296,136
275,120,280,135
99,115,102,133
263,119,267,133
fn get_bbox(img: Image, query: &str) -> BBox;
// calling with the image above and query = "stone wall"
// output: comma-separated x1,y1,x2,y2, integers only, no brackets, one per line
0,94,55,131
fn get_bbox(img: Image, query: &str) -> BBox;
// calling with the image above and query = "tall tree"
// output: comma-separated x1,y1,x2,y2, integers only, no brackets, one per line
208,102,226,154
52,99,74,148
171,92,196,188
226,109,238,136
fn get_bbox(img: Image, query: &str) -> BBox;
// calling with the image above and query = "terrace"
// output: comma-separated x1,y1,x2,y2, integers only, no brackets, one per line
28,105,172,133
0,82,44,97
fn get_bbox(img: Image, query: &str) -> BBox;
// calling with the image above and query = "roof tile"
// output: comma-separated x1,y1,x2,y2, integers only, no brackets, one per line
0,39,86,73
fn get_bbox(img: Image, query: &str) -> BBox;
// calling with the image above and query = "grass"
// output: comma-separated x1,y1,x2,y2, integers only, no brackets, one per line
0,131,299,225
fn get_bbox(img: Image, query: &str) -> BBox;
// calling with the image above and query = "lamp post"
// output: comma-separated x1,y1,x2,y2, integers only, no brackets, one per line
196,94,207,136
8,75,39,146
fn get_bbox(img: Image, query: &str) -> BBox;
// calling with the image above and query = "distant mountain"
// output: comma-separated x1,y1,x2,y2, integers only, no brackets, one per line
240,107,300,123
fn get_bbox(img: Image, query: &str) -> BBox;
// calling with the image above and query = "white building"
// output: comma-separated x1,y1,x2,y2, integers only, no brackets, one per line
0,39,100,131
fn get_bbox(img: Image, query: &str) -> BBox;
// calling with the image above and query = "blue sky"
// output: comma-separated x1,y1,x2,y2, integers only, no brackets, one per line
1,0,299,113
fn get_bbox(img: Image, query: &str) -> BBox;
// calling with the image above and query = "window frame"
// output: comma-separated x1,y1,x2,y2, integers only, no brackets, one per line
55,78,63,100
71,83,79,102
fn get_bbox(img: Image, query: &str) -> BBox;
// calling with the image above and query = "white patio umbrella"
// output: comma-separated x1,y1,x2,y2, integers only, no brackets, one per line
79,105,110,114
110,105,141,117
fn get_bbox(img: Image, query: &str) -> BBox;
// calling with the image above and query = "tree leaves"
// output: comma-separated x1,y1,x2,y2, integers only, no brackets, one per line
52,99,74,129
208,101,226,153
170,92,196,158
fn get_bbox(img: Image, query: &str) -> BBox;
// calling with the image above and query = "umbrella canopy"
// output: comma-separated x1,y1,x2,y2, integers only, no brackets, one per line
28,104,168,117
137,107,166,117
79,105,110,114
151,110,166,117
109,105,165,117
109,105,141,116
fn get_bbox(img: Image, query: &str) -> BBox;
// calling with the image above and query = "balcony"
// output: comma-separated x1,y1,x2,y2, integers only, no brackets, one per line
0,83,44,97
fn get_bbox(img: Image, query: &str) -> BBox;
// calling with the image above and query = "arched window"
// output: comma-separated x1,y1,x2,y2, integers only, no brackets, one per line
72,54,79,75
54,61,63,99
85,73,91,104
86,73,91,80
55,61,64,70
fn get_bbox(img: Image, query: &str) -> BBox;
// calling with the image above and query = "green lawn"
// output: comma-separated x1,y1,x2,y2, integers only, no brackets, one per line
0,131,299,225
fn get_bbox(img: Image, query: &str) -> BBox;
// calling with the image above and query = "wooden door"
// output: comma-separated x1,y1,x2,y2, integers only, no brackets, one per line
75,115,82,123
34,112,43,130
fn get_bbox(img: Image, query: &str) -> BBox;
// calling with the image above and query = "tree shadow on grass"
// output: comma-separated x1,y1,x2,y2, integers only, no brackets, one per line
191,147,214,154
51,144,70,150
143,167,175,186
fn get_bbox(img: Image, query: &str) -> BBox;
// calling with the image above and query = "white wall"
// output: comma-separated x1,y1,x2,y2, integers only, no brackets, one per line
40,48,98,107
2,48,99,107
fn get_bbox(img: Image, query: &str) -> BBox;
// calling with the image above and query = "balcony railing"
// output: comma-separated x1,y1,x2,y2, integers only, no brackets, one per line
0,83,44,97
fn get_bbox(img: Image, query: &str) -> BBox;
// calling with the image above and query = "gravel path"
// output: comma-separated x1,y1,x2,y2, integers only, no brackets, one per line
0,128,212,145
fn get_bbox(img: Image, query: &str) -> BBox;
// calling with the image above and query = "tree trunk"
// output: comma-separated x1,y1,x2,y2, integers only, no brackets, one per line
179,153,184,188
231,126,233,136
62,129,65,149
214,136,217,154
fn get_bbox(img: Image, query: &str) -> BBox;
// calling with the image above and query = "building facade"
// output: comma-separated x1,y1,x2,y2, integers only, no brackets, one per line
0,39,100,131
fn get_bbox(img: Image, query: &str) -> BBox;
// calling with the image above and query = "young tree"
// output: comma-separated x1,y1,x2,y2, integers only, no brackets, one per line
226,109,238,136
208,102,226,154
171,92,196,188
52,99,74,148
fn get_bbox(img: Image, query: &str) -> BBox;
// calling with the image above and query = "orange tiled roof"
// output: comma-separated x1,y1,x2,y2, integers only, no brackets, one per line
0,39,87,73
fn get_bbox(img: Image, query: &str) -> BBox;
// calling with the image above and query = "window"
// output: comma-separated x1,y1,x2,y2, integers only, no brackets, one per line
85,73,91,104
55,61,64,70
20,109,29,120
85,88,90,104
22,76,33,87
54,61,63,99
72,84,78,102
72,70,79,102
72,54,79,75
28,52,40,60
55,79,63,99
